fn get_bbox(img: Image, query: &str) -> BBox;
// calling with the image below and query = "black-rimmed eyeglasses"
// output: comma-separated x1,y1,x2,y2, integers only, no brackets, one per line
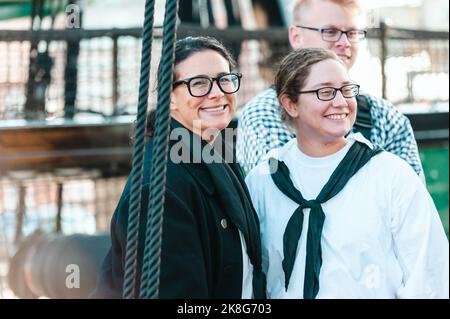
172,73,242,97
296,25,366,43
299,84,360,101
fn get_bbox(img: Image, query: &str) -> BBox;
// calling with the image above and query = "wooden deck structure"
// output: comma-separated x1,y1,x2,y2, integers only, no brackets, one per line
0,117,134,176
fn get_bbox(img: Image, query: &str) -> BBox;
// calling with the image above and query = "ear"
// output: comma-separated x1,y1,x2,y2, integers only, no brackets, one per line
288,24,301,49
280,94,300,119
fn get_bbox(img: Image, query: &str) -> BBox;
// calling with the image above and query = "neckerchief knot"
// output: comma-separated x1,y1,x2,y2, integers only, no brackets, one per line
270,141,382,298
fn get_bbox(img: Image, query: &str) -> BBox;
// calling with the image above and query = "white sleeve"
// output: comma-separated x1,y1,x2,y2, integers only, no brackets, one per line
245,167,265,221
245,166,271,295
390,159,449,299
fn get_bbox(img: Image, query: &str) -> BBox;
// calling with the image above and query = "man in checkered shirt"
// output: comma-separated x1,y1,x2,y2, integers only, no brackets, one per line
236,0,424,180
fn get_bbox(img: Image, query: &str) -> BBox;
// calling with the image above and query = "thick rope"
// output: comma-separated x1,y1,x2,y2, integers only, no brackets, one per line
122,0,156,299
139,0,179,299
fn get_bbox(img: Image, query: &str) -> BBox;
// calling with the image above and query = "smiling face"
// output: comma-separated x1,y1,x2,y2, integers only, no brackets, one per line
170,49,236,140
281,58,357,151
289,0,363,69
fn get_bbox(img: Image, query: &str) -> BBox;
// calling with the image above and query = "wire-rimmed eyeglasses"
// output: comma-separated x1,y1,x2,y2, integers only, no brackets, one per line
172,73,242,97
296,25,367,43
299,84,360,101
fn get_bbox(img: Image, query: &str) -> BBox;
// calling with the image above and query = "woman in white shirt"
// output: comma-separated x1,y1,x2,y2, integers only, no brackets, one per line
245,48,449,299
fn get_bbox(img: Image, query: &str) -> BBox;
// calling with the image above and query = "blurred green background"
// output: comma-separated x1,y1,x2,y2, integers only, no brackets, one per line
420,144,449,238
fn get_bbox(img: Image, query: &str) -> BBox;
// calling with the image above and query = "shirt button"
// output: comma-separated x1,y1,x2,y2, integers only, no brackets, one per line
220,218,228,229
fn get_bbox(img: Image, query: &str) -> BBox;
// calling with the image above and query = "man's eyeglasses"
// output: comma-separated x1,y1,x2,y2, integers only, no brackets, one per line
299,84,360,101
296,25,366,43
173,73,242,97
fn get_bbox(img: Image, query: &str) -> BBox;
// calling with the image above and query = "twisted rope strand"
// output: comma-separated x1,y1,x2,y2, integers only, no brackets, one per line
139,0,179,299
122,0,156,299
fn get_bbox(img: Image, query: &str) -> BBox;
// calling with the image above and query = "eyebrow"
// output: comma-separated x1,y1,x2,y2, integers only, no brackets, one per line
320,25,360,30
314,80,352,86
182,71,230,79
315,82,334,86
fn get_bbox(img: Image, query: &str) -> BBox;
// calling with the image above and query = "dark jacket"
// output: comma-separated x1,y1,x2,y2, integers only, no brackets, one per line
92,120,265,299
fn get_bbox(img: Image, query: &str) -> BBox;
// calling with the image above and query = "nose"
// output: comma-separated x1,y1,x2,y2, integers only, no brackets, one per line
208,80,224,98
335,32,351,47
331,90,347,107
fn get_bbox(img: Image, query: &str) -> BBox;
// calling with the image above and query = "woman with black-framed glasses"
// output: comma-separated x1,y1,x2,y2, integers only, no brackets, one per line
245,48,448,299
93,36,266,299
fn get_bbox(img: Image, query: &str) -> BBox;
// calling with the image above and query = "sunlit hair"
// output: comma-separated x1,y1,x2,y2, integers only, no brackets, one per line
275,48,342,124
292,0,361,24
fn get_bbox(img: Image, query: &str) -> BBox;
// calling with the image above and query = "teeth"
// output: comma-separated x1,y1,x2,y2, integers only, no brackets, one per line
202,106,225,112
326,114,347,120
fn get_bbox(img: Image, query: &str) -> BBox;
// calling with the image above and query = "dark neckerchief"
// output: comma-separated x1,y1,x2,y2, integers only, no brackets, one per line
171,119,266,299
269,140,382,299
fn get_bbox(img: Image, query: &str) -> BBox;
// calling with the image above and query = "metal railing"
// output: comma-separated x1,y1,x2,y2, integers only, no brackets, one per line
0,24,448,120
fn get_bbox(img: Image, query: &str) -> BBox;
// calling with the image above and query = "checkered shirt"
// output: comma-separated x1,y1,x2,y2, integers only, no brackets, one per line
236,87,424,177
